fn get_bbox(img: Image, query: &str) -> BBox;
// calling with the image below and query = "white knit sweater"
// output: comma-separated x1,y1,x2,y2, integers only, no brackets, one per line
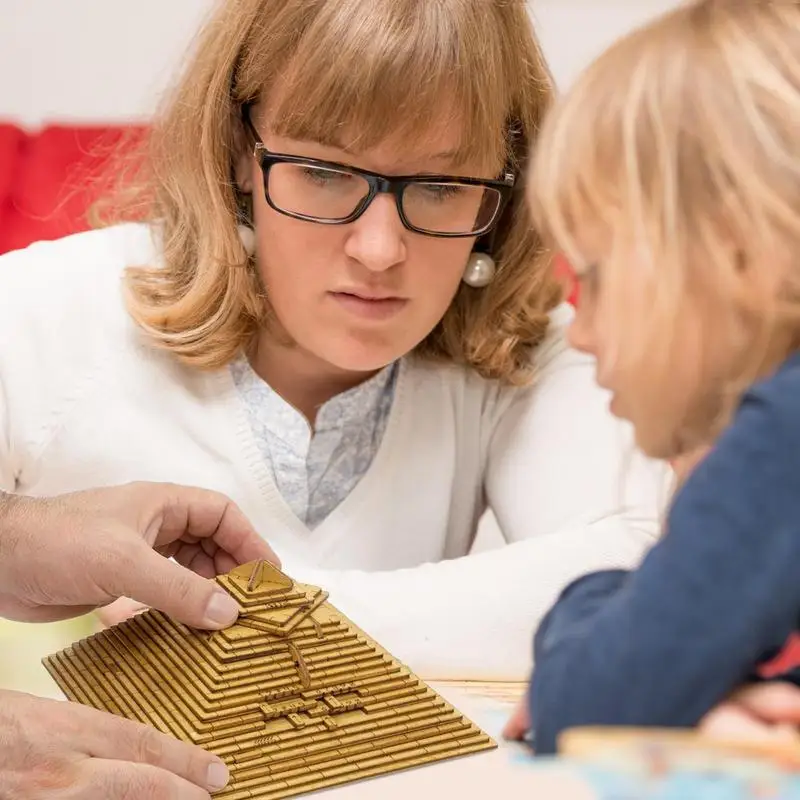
0,224,668,681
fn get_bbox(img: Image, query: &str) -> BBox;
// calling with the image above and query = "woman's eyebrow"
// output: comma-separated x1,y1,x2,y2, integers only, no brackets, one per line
328,137,462,163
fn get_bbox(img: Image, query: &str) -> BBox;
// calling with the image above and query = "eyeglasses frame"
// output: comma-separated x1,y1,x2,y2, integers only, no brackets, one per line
241,106,516,239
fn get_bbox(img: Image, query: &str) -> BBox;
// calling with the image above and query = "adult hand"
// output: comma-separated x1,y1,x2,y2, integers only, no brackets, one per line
0,688,230,798
0,482,279,629
699,682,800,767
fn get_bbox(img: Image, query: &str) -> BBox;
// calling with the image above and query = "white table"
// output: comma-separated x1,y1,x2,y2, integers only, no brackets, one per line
311,682,595,799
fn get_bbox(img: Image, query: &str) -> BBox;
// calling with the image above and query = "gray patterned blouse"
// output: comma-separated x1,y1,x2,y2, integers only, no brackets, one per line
230,356,398,529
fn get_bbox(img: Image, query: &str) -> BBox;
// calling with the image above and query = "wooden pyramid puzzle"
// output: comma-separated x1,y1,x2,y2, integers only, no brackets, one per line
43,560,496,798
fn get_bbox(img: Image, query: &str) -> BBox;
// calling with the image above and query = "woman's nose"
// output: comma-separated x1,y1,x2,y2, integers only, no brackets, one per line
344,194,406,272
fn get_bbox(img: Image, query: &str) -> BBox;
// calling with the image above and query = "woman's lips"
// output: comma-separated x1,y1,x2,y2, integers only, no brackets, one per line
329,292,408,320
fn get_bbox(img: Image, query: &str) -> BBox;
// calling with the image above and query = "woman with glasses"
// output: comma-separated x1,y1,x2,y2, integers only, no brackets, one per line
0,0,665,680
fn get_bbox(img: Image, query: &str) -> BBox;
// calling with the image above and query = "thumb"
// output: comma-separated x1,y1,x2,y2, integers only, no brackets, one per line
116,544,241,630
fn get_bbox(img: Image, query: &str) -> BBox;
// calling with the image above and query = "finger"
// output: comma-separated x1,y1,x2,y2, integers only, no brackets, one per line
211,549,240,575
171,543,242,579
699,705,780,741
96,597,149,629
83,759,213,799
502,702,531,741
65,705,229,794
732,682,800,724
139,484,280,568
109,541,242,629
699,706,800,770
172,544,220,579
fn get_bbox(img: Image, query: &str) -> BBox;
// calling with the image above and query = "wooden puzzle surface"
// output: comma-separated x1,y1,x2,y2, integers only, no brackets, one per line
43,561,495,799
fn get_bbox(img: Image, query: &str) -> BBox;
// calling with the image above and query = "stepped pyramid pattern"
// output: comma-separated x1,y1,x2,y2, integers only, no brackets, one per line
43,560,495,799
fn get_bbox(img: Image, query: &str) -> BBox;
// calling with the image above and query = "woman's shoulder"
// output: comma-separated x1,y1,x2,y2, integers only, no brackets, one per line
0,223,157,297
407,303,576,385
402,302,583,423
531,302,576,369
0,224,161,390
0,223,157,335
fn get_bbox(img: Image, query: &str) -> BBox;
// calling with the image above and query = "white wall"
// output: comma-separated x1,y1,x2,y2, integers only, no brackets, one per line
0,0,679,128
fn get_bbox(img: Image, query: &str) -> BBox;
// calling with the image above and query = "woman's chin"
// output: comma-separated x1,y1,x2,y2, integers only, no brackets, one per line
317,337,409,375
325,351,399,375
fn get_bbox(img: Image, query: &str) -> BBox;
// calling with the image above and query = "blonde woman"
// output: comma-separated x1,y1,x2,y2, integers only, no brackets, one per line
512,0,800,752
0,0,664,681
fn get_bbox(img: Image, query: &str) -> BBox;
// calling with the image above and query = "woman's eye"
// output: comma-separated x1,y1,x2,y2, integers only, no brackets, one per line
420,184,465,201
300,167,352,186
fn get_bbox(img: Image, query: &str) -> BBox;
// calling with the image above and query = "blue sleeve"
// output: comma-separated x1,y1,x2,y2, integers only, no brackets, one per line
529,365,800,754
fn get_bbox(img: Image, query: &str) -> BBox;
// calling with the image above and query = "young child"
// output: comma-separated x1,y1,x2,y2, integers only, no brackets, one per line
521,0,800,754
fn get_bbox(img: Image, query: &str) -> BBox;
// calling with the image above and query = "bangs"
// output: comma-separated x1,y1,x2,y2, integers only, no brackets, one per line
239,0,516,171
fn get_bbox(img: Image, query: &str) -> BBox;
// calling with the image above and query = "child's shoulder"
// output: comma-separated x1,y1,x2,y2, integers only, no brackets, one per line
758,351,800,391
705,353,800,484
743,353,800,436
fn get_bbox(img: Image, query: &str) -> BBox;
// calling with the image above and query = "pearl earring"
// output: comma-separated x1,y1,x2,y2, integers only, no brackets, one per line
462,252,496,288
237,224,256,257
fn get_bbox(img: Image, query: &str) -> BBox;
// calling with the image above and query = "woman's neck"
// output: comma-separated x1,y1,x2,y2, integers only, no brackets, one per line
249,333,380,426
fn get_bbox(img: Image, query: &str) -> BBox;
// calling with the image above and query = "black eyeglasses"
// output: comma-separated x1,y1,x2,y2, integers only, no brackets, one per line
243,111,514,238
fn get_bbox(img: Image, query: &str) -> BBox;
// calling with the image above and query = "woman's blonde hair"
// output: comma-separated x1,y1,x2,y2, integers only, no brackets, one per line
102,0,560,384
529,0,800,416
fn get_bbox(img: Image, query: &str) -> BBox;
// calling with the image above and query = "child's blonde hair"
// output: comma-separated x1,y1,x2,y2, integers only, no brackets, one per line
529,0,800,434
100,0,561,384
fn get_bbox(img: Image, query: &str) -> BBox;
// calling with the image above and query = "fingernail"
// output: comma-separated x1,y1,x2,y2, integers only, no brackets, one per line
203,591,240,627
207,760,230,791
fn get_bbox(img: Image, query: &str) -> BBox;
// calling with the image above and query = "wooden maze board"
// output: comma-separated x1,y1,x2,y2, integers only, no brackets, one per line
43,561,496,799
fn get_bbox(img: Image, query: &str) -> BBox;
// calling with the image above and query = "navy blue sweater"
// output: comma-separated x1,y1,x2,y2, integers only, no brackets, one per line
530,352,800,754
